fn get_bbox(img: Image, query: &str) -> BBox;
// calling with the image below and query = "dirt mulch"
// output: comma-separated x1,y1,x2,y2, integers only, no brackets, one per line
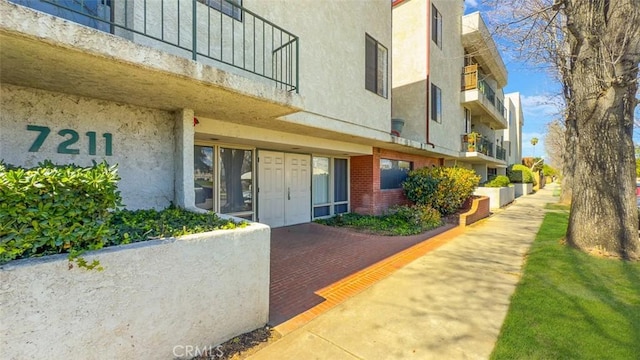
191,326,281,360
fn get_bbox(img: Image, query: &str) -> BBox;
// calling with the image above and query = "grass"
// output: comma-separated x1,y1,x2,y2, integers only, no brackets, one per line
490,211,640,359
544,203,570,211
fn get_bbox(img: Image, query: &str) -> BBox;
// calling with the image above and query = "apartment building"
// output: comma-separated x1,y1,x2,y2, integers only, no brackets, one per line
392,0,523,182
504,92,525,166
0,0,522,225
0,0,417,225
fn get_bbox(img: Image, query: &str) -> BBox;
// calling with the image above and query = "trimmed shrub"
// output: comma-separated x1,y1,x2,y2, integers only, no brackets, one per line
390,204,442,231
482,175,511,188
0,161,246,265
0,161,122,263
402,166,480,215
508,164,534,184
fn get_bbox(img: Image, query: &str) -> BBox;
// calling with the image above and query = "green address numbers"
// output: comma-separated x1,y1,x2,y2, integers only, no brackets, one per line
27,125,113,156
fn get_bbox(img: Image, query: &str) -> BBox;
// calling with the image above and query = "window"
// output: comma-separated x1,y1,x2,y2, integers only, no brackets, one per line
198,0,242,21
431,84,442,123
365,34,388,98
488,168,497,180
13,0,112,32
219,148,252,216
432,4,442,48
380,159,412,190
194,145,254,220
312,157,349,219
195,145,215,211
464,108,471,133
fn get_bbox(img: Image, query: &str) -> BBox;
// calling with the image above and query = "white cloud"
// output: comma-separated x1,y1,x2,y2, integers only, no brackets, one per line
465,0,479,8
520,94,563,120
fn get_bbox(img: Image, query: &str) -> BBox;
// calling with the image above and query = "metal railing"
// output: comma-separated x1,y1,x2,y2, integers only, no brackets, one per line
496,144,506,160
461,65,505,120
461,134,494,158
13,0,299,92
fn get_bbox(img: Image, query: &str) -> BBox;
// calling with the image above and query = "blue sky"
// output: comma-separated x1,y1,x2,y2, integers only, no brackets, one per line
464,1,560,163
464,0,640,164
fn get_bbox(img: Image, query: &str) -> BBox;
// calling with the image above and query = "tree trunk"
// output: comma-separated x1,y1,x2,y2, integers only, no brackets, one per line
559,116,575,205
564,0,640,259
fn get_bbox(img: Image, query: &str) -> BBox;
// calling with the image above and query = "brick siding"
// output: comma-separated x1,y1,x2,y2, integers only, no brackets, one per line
350,148,441,215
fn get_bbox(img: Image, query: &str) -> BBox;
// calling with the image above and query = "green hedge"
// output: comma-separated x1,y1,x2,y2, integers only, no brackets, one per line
508,164,535,184
483,175,511,188
0,161,122,263
402,166,480,215
0,161,246,265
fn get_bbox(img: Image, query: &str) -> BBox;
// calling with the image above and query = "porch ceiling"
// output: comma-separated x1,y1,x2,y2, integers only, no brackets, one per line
0,29,300,126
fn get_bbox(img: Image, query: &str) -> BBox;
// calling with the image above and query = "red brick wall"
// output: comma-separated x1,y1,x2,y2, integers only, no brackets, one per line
350,148,441,215
461,196,490,226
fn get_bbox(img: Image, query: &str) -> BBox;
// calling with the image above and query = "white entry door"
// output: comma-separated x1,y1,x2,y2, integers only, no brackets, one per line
284,153,311,226
258,151,311,227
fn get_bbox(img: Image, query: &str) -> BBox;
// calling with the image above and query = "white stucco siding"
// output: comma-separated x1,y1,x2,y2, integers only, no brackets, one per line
0,223,270,360
249,0,392,133
392,0,428,143
505,92,523,164
393,0,427,88
429,0,465,153
0,85,175,210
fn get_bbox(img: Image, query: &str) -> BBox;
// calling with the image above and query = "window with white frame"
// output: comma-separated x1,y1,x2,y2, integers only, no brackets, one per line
365,34,388,98
431,83,442,123
312,157,349,218
432,4,442,48
194,145,254,220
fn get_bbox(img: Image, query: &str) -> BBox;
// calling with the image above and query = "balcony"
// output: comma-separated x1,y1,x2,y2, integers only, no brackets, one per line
460,134,506,165
10,0,298,92
462,12,507,89
461,65,508,130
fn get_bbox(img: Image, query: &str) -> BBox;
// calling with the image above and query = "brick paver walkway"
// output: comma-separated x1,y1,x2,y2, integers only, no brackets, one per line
269,222,456,326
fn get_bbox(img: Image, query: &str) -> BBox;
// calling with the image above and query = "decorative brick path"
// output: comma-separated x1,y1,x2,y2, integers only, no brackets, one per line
269,222,460,331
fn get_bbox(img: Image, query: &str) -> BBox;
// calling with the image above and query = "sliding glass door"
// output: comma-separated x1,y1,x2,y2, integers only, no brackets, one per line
194,145,254,220
312,156,349,219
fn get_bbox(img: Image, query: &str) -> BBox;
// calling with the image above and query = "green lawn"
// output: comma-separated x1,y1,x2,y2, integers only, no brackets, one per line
543,203,571,211
491,211,640,360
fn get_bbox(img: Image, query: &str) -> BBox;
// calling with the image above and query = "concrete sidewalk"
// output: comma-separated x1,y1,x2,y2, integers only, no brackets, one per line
248,184,559,360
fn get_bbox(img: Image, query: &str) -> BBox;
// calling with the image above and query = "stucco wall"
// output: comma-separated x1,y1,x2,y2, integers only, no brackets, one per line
0,85,175,209
429,0,465,154
505,92,524,165
0,222,270,360
250,0,392,133
392,0,427,143
513,182,533,197
474,186,515,210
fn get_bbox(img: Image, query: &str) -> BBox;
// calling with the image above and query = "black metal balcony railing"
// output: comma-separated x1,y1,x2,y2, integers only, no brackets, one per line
496,144,506,160
461,134,507,161
13,0,299,92
461,65,505,120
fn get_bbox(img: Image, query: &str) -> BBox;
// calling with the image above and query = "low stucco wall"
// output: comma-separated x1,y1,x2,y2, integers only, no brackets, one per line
513,183,533,197
474,186,515,210
0,222,270,360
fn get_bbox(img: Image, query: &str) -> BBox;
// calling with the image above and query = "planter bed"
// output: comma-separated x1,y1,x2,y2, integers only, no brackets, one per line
0,221,270,360
474,186,515,210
